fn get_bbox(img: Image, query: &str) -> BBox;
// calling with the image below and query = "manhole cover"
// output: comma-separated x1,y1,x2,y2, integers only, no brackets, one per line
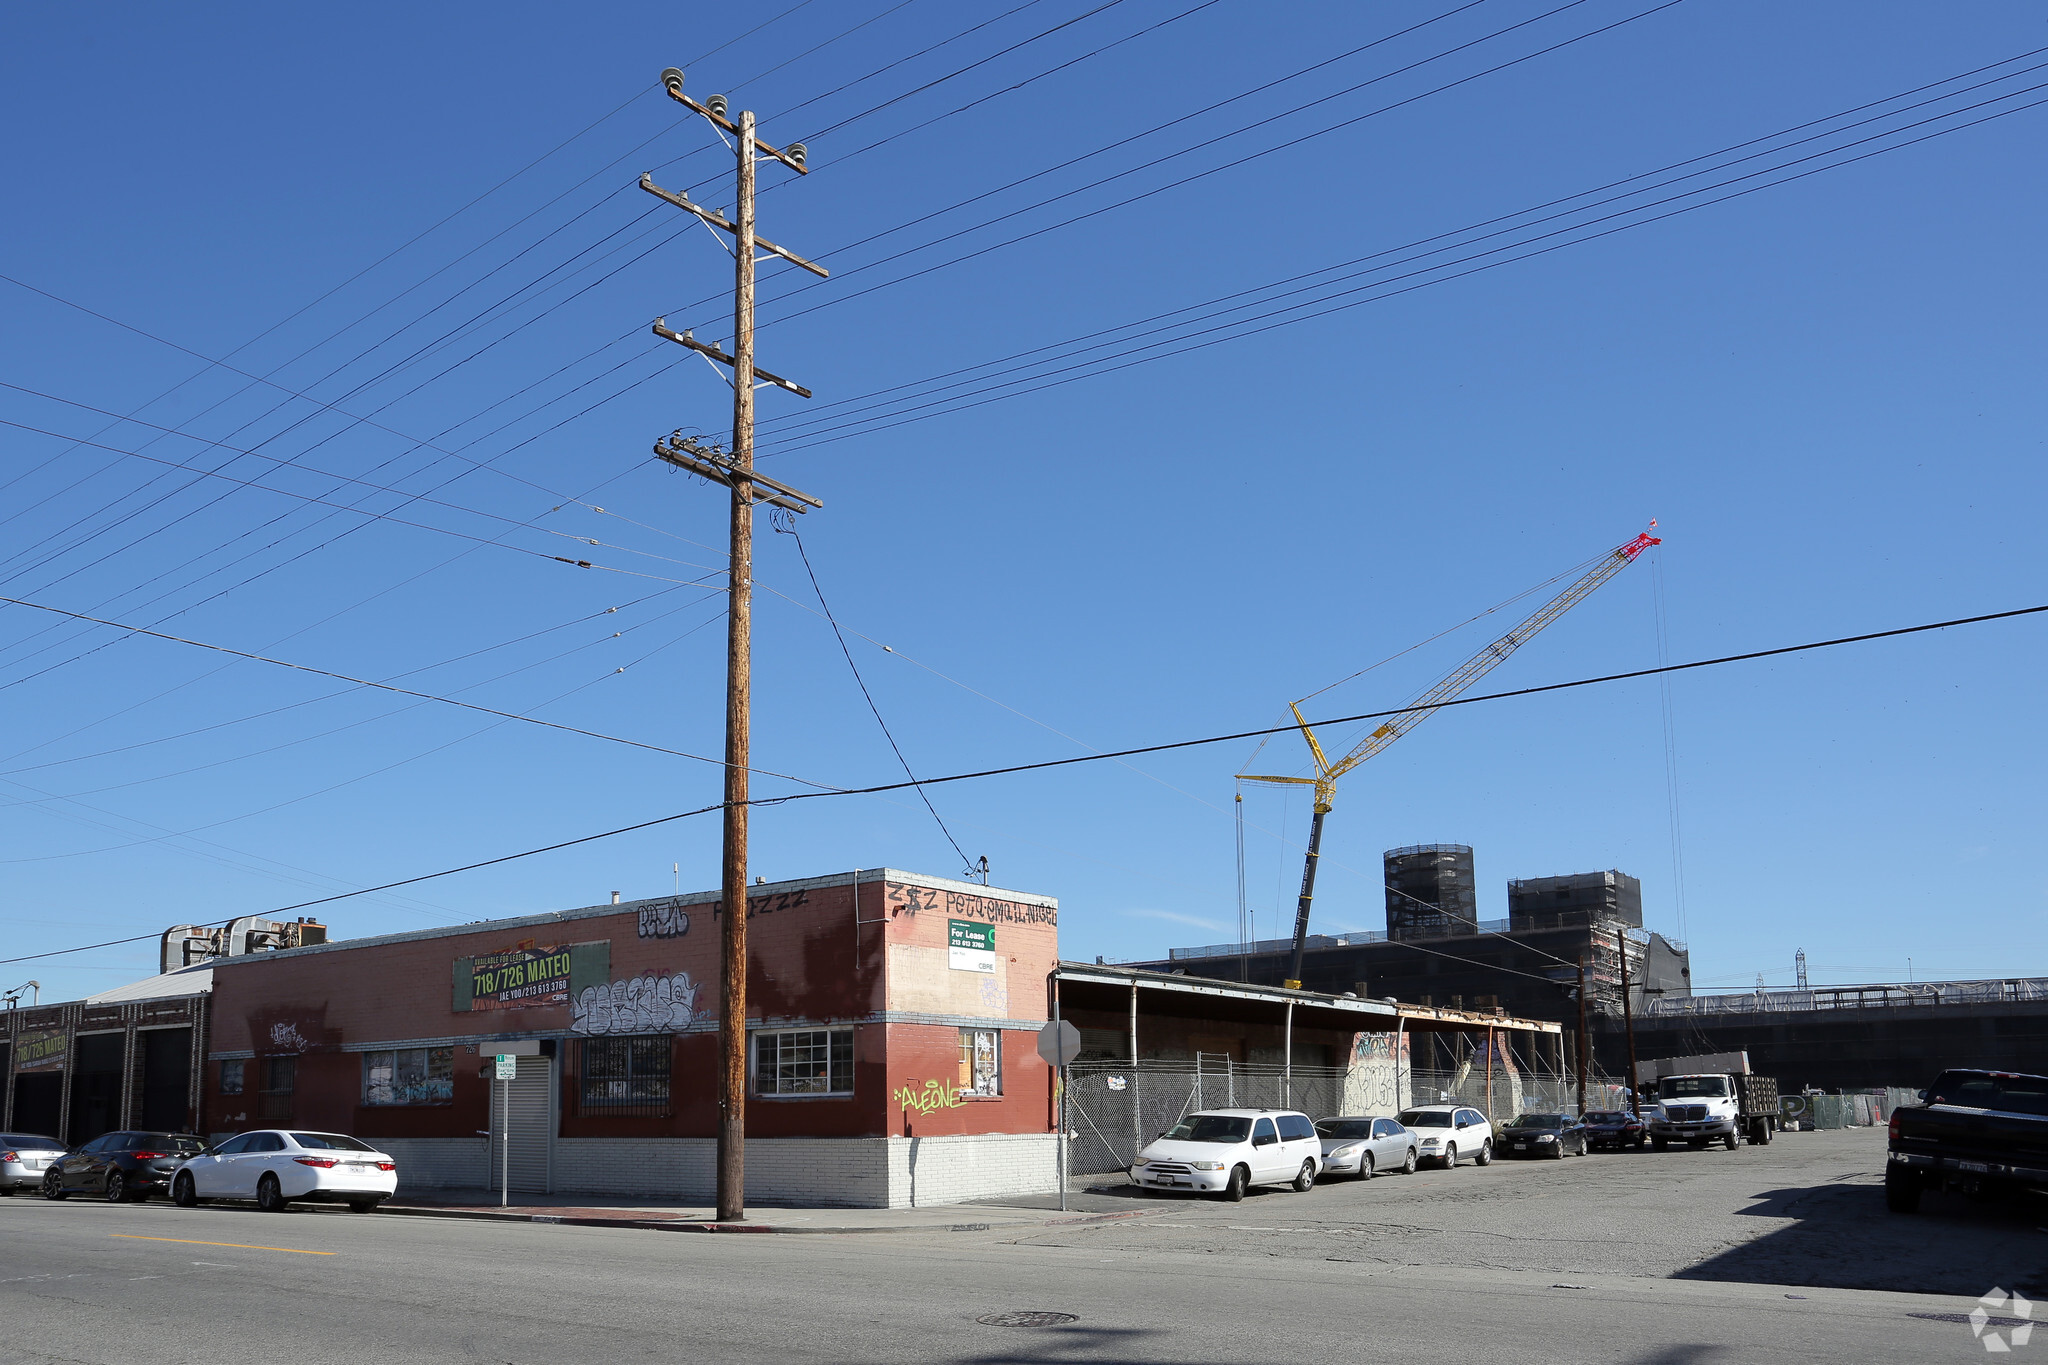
976,1311,1079,1328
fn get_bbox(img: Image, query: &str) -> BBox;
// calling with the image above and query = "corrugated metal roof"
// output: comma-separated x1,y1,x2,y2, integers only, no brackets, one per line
84,964,213,1003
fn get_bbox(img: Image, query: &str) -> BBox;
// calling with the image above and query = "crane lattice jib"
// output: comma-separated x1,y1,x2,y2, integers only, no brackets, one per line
1319,531,1659,786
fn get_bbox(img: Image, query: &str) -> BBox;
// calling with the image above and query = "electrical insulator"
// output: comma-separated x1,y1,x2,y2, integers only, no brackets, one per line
788,142,807,166
707,94,729,119
660,68,685,95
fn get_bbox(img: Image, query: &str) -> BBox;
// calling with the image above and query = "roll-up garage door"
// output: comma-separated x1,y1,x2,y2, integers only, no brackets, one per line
488,1055,552,1194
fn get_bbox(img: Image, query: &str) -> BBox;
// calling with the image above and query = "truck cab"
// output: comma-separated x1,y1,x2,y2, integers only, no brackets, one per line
1650,1074,1741,1150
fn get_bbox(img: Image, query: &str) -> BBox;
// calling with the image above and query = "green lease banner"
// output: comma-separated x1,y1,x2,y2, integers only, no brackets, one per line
948,918,996,974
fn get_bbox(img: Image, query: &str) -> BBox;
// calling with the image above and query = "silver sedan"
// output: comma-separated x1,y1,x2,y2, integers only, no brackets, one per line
1,1133,68,1194
1315,1115,1417,1180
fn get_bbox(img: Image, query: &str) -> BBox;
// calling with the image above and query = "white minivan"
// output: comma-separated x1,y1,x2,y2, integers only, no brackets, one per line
1131,1108,1321,1201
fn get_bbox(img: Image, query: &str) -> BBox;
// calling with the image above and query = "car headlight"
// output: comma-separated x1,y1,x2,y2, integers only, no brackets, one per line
1331,1144,1362,1159
1537,1134,1557,1143
1418,1137,1439,1147
1188,1161,1226,1172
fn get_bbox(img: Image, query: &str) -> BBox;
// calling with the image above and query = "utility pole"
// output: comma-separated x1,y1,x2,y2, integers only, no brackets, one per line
1575,954,1589,1116
643,67,826,1223
1616,928,1642,1120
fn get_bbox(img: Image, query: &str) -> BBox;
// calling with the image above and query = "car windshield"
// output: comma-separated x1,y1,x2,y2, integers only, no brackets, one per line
291,1133,375,1152
1316,1120,1375,1139
138,1135,207,1153
1661,1077,1730,1098
1164,1115,1252,1144
1398,1110,1452,1128
1584,1111,1626,1122
1507,1114,1563,1130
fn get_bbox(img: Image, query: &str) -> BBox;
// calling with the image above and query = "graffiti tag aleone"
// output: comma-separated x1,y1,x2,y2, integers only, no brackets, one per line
894,1078,967,1114
572,971,699,1035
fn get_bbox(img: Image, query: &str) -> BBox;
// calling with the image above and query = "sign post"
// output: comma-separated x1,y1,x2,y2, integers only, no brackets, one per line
1037,1018,1081,1212
494,1054,516,1207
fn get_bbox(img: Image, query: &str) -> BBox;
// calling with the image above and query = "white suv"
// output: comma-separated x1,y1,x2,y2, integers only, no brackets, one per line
1396,1105,1494,1169
1132,1108,1321,1201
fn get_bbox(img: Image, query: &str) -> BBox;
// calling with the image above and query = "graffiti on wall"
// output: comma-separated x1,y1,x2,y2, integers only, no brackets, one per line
883,885,1058,926
894,1078,967,1114
571,971,700,1035
1340,1030,1412,1115
637,899,691,939
267,1021,311,1054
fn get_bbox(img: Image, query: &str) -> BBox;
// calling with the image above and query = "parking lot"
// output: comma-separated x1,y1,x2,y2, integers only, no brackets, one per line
993,1126,2048,1297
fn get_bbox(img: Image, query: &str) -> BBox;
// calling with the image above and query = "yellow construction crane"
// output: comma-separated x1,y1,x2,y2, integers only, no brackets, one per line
1243,527,1661,987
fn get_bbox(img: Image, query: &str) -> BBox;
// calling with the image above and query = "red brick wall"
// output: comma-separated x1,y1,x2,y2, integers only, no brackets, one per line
205,874,1058,1142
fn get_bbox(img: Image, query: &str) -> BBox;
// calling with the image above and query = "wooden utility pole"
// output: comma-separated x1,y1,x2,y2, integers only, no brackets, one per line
1575,953,1590,1116
1616,928,1642,1120
644,67,826,1223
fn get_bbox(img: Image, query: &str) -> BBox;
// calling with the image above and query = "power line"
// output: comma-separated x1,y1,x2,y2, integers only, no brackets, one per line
0,594,833,787
8,595,2041,966
778,522,971,868
752,70,2048,455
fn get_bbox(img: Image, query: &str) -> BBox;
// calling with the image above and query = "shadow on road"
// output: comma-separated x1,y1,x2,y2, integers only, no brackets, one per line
1675,1178,2048,1295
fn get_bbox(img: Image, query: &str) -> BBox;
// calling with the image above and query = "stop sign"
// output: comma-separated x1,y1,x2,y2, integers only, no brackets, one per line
1037,1019,1081,1067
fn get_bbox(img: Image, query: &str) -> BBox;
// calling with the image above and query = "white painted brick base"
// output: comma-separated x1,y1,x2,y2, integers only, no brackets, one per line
381,1132,1058,1208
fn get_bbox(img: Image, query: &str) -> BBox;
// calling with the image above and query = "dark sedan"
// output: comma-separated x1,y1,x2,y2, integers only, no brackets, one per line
1583,1109,1648,1151
41,1131,208,1203
1500,1113,1587,1158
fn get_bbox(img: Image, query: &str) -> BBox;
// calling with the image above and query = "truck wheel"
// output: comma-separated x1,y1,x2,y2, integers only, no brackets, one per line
1651,1137,1668,1153
1884,1163,1921,1213
1723,1133,1738,1152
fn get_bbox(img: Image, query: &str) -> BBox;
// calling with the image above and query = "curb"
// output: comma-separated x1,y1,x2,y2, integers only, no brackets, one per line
372,1201,1170,1236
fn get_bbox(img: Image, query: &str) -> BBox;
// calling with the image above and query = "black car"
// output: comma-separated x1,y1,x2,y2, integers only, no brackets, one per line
1582,1109,1648,1151
1500,1113,1587,1158
41,1131,208,1203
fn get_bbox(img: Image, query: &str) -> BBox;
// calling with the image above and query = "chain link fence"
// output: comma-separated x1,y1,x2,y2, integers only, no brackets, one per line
1064,1052,1590,1177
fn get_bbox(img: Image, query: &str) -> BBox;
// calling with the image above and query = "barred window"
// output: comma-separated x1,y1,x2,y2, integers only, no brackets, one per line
220,1059,245,1095
754,1029,853,1097
958,1028,1000,1097
258,1055,295,1120
580,1036,671,1116
362,1046,455,1106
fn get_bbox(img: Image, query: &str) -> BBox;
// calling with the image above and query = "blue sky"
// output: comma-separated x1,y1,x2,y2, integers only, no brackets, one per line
2,0,2043,1003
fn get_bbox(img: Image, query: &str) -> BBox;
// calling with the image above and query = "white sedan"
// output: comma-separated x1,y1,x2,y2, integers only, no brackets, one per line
174,1130,397,1213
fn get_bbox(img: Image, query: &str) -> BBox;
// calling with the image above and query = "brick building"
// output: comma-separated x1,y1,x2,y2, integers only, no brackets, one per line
204,869,1061,1209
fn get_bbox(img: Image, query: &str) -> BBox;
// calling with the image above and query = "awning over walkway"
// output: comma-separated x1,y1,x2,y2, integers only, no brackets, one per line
1054,962,1557,1036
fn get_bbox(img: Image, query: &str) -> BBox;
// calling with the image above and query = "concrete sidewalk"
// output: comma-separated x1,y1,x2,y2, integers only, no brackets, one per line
372,1184,1168,1235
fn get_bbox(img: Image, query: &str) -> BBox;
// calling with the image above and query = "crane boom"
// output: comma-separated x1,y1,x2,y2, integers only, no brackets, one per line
1242,528,1660,987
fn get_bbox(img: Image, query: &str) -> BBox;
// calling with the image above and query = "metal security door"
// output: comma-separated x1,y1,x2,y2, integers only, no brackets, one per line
489,1055,552,1194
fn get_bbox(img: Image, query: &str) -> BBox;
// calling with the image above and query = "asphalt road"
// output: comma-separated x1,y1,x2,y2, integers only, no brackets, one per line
0,1128,2034,1364
1009,1126,2046,1296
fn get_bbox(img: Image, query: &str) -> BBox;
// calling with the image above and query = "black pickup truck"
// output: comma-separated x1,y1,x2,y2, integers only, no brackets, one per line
1886,1068,2048,1212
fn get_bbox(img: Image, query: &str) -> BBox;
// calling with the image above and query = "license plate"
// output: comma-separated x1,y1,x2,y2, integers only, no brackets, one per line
1514,1143,1528,1149
1958,1161,1992,1173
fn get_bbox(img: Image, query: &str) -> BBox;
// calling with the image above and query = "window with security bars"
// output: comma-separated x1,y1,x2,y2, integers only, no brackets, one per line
578,1036,672,1115
257,1055,295,1120
754,1029,854,1096
958,1028,1000,1097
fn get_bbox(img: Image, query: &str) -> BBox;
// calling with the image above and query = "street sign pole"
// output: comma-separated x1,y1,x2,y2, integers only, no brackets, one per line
1037,1015,1082,1214
494,1053,516,1207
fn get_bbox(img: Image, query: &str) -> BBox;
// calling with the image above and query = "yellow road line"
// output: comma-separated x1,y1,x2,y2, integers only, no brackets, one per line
111,1235,336,1256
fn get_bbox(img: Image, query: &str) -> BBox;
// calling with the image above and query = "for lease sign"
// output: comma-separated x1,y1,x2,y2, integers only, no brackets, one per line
468,945,573,1010
15,1029,65,1071
948,919,996,974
